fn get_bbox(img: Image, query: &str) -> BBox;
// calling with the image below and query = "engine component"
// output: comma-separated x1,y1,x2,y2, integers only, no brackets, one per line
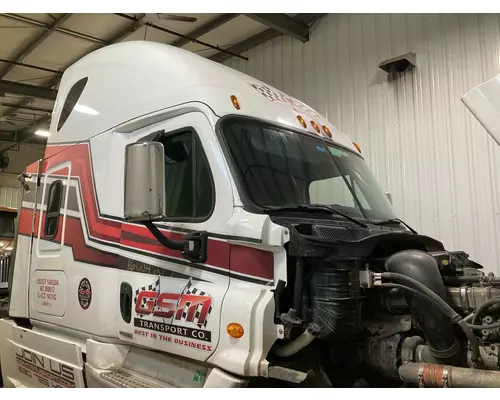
399,362,500,388
385,250,461,365
364,334,402,378
446,286,500,312
364,314,412,339
401,336,426,364
475,345,500,370
273,323,320,358
309,259,362,339
476,315,500,342
400,338,454,366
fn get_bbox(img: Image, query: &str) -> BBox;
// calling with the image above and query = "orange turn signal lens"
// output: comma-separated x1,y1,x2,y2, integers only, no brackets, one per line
297,115,307,128
230,95,241,110
311,120,321,134
227,323,244,339
353,142,362,153
322,125,332,137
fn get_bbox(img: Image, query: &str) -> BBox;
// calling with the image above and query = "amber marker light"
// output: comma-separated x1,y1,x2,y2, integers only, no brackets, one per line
230,95,241,110
297,115,307,128
311,120,321,134
227,323,244,339
322,125,332,137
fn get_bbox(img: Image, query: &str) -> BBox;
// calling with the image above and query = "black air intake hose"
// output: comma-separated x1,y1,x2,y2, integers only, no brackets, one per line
385,250,460,365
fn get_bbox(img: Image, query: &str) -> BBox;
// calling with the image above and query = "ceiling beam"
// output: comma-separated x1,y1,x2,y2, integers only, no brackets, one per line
0,101,52,114
0,80,58,101
171,14,239,48
210,29,279,63
244,14,309,43
210,13,326,64
0,57,62,75
114,13,248,61
107,13,148,43
1,14,108,46
0,14,72,79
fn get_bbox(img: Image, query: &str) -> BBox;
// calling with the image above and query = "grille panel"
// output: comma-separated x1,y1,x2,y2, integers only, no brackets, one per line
0,254,10,283
312,225,353,242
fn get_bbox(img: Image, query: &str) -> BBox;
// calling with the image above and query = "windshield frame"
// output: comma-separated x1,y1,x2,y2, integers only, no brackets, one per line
215,114,391,219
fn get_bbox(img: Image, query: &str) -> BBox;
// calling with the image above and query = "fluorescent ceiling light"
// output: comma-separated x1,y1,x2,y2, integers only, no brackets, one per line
35,129,50,137
74,104,99,115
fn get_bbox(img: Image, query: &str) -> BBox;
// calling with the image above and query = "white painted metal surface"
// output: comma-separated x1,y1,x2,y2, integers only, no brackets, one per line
225,13,500,274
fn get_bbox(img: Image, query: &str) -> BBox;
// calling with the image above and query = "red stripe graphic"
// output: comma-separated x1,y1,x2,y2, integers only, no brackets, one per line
19,143,274,282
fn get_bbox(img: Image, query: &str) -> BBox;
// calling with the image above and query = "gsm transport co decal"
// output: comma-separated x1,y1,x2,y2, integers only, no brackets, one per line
134,278,213,350
15,346,77,388
248,82,323,121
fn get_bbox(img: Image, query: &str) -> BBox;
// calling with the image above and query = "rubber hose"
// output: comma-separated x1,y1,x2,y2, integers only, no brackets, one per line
399,362,500,388
382,272,461,322
467,321,500,330
385,251,461,365
381,283,454,314
273,323,320,358
471,296,500,326
382,272,480,363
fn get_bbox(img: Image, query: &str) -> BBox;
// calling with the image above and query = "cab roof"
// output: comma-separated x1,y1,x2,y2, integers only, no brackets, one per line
49,41,358,153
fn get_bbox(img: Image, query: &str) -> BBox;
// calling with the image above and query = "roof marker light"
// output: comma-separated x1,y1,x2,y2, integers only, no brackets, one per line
297,115,307,128
322,125,332,137
353,142,362,153
230,95,240,110
311,120,321,134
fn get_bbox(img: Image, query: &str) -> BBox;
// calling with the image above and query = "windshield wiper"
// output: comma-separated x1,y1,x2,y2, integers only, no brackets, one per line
371,218,418,234
264,204,368,228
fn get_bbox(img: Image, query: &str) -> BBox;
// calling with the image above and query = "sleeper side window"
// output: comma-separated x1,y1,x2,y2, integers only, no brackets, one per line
57,77,88,131
160,130,215,221
44,180,63,239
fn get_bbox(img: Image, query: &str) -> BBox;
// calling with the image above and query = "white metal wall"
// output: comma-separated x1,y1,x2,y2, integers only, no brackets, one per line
225,14,500,274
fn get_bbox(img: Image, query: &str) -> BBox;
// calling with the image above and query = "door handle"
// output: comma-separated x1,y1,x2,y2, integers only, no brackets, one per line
120,282,132,324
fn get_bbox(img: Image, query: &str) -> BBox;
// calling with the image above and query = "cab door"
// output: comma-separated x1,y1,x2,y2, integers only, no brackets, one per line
116,111,234,362
29,161,72,319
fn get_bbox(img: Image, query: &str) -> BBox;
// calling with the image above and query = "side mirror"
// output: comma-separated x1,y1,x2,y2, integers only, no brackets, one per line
124,141,166,222
385,192,393,205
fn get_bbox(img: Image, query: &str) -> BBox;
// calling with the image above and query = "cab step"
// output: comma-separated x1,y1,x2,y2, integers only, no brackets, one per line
90,367,175,388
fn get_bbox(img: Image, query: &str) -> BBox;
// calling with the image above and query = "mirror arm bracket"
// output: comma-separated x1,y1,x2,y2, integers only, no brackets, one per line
144,221,184,251
144,221,208,264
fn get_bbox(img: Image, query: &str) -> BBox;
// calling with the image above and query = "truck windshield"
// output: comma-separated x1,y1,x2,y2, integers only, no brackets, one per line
0,211,15,238
220,117,396,222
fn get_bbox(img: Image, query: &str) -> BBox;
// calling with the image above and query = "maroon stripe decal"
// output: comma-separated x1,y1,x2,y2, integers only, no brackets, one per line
20,143,275,283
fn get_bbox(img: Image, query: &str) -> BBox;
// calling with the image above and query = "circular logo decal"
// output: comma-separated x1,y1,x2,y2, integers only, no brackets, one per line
78,278,92,310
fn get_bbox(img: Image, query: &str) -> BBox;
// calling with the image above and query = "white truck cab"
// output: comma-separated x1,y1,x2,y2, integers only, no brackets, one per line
2,41,499,389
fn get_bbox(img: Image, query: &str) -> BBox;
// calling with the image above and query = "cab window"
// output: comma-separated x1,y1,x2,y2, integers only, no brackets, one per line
160,130,214,221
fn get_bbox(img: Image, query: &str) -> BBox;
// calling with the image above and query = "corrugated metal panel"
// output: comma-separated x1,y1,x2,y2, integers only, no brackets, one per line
225,14,500,274
0,173,19,188
0,173,22,209
0,186,21,209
